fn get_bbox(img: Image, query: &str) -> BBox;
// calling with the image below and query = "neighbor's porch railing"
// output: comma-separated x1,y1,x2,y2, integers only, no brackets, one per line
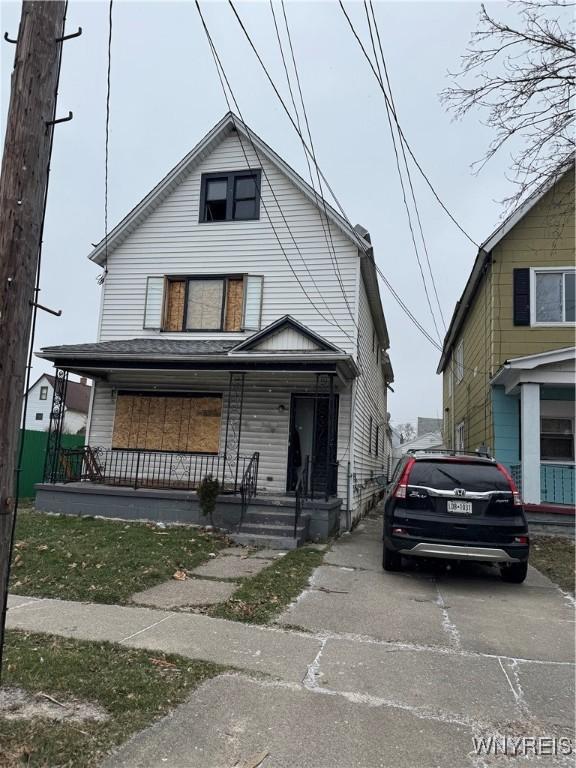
507,463,574,506
52,446,257,495
541,463,575,506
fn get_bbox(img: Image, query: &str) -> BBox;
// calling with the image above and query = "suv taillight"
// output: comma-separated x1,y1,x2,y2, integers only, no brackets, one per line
497,463,523,506
394,458,415,499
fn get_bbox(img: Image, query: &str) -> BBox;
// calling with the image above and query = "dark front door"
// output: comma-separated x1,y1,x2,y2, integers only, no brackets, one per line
287,394,339,498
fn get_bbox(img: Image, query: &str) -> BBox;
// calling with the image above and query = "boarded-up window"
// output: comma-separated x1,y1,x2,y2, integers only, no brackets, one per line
112,393,222,453
225,278,244,331
165,280,186,331
186,279,224,330
158,275,262,332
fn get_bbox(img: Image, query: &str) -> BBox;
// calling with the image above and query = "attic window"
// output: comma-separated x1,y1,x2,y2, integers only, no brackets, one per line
200,171,261,223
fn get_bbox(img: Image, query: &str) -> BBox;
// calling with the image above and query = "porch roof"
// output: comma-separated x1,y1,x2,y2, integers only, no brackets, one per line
490,346,576,394
37,338,359,380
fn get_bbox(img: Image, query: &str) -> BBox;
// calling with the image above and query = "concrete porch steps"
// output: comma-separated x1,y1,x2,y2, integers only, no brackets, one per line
230,532,303,550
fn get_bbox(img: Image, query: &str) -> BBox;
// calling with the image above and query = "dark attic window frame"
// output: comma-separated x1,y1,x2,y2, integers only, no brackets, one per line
199,170,262,223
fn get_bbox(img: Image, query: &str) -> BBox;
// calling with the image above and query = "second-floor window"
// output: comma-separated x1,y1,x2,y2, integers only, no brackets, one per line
199,171,261,223
39,385,48,400
532,268,575,325
454,340,464,383
144,274,263,333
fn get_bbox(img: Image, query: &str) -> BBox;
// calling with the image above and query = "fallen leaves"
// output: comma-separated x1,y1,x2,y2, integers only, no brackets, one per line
172,570,187,581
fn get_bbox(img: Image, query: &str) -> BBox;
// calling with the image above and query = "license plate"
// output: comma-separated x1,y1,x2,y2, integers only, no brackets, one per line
447,500,472,514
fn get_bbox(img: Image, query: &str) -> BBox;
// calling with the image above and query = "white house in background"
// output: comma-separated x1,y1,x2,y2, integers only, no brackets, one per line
25,374,91,434
35,112,394,545
392,430,444,464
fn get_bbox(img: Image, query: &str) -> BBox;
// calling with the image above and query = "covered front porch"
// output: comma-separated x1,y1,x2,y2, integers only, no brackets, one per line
36,324,358,542
491,347,575,508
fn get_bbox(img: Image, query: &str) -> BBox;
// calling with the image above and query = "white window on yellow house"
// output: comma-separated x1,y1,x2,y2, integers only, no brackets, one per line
456,421,465,451
532,268,576,325
454,341,464,383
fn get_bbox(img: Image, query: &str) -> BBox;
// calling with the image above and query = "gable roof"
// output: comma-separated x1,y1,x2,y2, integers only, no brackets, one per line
29,373,91,413
231,316,342,353
88,112,370,267
437,159,575,374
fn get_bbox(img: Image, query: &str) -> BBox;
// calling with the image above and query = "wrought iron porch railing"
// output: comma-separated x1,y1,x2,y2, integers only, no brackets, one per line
51,446,256,495
238,451,260,531
294,455,310,538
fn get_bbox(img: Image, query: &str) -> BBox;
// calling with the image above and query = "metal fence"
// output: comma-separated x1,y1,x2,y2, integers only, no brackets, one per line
53,446,256,495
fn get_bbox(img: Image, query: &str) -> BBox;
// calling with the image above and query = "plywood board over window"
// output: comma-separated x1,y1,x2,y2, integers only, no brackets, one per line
112,393,223,454
165,280,185,331
225,278,244,331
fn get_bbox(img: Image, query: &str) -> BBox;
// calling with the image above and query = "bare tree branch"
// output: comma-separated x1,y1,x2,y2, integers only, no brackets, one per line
441,0,575,208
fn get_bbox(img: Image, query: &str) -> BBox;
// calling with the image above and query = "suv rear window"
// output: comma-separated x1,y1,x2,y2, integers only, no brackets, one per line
409,461,510,492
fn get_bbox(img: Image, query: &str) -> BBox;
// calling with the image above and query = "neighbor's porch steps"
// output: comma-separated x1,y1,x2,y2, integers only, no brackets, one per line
228,496,310,550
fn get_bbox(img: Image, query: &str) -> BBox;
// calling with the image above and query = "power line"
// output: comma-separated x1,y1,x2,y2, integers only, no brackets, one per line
360,1,442,343
367,0,446,331
338,0,479,249
200,1,473,375
98,0,113,286
195,1,356,345
224,0,450,357
226,0,351,225
273,0,357,329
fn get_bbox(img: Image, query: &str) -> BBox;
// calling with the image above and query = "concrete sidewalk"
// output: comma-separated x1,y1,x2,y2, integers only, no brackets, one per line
8,515,575,767
7,594,320,683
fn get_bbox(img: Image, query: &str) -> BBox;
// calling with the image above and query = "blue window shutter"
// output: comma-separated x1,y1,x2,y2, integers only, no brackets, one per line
513,269,530,326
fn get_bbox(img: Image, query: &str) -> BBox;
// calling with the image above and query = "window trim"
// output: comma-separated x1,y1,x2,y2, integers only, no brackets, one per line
369,415,373,454
39,385,49,401
456,420,465,450
163,273,250,333
454,340,464,383
540,415,575,463
530,267,576,327
199,170,262,224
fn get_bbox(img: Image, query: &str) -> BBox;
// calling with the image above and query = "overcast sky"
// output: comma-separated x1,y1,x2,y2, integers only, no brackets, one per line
1,0,526,426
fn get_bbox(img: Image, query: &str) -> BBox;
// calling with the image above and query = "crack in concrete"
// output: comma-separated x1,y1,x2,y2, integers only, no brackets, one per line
435,580,462,650
302,633,328,689
120,614,175,643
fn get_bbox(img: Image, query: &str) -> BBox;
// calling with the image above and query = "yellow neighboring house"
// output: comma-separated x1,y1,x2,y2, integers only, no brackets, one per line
437,162,575,507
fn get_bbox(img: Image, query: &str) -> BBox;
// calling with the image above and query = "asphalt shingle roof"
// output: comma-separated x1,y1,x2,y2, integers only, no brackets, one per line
40,339,239,357
44,375,91,413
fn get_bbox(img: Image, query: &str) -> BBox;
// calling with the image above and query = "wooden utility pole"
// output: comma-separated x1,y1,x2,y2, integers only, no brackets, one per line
0,1,67,670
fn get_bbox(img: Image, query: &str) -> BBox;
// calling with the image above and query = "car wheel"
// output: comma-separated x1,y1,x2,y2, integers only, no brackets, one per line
383,544,402,572
500,561,528,583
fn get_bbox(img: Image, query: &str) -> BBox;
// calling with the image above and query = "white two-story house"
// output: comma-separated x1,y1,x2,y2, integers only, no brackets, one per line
35,113,394,545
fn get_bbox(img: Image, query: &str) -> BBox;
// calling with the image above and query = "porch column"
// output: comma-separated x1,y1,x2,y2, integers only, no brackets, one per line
520,382,541,504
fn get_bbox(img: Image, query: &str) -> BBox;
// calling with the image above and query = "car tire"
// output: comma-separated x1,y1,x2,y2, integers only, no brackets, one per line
500,561,528,583
383,545,402,572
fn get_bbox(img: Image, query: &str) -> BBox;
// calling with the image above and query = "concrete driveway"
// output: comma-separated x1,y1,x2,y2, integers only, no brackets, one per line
105,513,575,768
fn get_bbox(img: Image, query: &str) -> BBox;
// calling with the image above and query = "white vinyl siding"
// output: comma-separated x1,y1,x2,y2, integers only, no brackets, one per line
89,373,351,499
254,327,321,352
351,278,390,520
24,377,53,431
97,133,358,353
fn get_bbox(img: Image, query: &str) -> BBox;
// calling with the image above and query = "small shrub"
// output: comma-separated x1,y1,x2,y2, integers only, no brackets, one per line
197,475,221,528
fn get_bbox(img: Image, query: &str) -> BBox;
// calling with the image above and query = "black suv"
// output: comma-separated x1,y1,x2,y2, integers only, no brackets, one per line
382,451,529,583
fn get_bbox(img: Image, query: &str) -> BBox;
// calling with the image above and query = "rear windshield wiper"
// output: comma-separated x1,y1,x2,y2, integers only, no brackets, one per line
435,467,465,486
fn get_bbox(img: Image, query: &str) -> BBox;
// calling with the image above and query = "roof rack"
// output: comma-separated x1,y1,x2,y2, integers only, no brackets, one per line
406,448,494,460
